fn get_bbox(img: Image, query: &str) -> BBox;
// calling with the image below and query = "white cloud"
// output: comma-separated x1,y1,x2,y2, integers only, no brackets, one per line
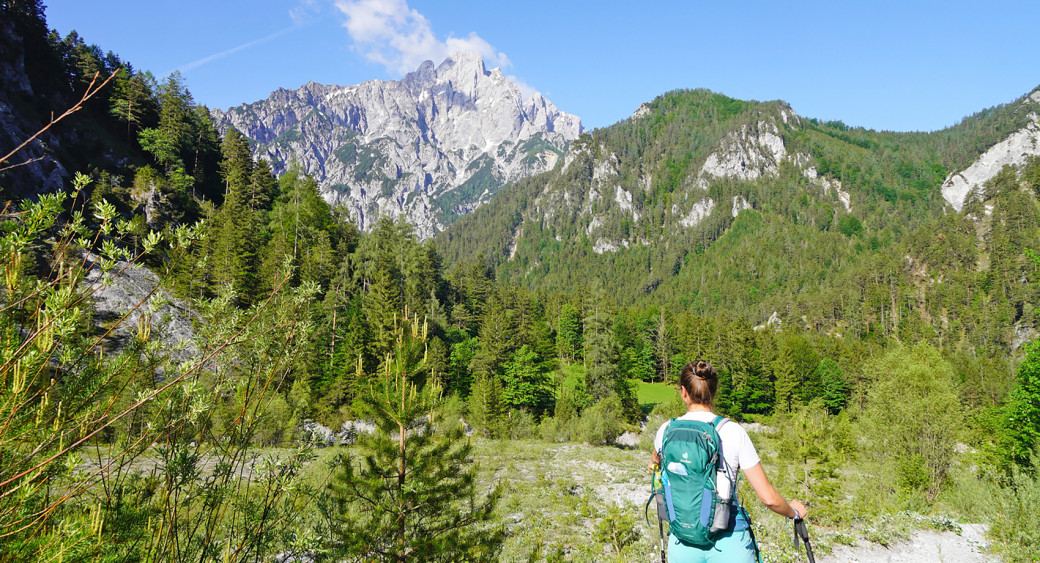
509,76,541,103
334,0,511,75
290,0,324,25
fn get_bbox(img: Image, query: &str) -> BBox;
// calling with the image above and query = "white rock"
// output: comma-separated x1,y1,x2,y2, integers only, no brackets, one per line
676,198,716,228
699,121,787,183
615,186,640,221
941,114,1040,211
213,51,583,239
732,195,751,217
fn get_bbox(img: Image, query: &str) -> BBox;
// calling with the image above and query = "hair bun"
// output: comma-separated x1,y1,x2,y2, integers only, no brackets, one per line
680,361,718,407
694,360,716,380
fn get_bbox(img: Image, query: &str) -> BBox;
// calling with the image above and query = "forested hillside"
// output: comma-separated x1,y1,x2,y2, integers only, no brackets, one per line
3,1,1040,561
438,88,1040,358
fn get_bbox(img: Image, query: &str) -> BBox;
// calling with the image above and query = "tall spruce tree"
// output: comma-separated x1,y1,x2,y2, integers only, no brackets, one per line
772,339,798,414
583,288,620,402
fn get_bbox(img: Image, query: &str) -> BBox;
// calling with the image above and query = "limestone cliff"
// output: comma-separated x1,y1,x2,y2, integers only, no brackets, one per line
212,52,582,238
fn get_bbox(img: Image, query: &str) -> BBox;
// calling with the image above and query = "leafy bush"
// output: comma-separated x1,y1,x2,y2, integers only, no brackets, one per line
988,466,1040,562
858,344,962,500
577,395,624,445
592,503,640,555
434,393,469,434
506,409,539,439
538,415,568,442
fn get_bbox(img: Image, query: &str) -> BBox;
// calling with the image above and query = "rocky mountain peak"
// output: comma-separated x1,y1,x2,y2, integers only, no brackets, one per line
214,51,582,238
437,50,488,77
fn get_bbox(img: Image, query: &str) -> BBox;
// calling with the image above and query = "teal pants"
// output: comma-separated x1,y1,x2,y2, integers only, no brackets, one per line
666,530,757,563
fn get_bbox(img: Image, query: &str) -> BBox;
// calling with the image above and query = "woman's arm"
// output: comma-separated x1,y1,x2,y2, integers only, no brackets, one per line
742,462,807,519
648,448,660,471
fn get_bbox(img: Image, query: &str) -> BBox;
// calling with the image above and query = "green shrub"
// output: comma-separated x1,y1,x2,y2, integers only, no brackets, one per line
593,503,640,555
538,415,568,442
858,344,962,501
507,409,539,439
577,395,623,445
434,393,468,434
641,394,687,450
989,466,1040,562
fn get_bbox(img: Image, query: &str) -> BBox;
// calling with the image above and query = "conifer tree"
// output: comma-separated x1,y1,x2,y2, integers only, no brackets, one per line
502,344,550,414
206,126,257,301
108,67,156,141
469,293,513,381
556,302,583,363
583,289,621,402
772,340,798,413
468,368,505,436
327,315,503,561
364,266,403,361
816,358,849,414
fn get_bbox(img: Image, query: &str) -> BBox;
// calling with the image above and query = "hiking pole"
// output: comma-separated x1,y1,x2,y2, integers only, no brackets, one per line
657,512,666,563
653,467,666,563
793,518,816,563
645,463,666,563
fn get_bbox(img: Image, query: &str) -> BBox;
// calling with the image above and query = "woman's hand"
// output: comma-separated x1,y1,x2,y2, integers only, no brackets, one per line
790,499,808,520
648,449,660,471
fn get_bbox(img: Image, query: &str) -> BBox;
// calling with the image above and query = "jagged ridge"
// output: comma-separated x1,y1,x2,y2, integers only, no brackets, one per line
212,51,582,238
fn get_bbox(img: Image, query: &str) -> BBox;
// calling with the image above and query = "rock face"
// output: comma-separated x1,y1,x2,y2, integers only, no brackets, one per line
0,17,68,197
942,98,1040,211
540,106,856,256
83,253,199,367
696,119,788,187
212,51,582,238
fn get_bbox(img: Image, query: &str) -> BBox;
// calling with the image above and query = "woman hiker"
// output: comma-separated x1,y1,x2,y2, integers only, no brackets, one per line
650,360,808,562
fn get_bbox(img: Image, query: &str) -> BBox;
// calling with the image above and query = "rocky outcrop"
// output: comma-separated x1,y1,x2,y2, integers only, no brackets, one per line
528,106,858,255
942,97,1040,211
696,120,788,188
674,198,716,228
83,253,198,366
0,18,68,197
213,51,582,239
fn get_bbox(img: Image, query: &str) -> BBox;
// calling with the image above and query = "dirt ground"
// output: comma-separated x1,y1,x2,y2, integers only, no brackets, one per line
817,523,1000,563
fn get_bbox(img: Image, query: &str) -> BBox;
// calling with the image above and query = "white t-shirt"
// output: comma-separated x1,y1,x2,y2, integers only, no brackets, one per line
654,411,761,499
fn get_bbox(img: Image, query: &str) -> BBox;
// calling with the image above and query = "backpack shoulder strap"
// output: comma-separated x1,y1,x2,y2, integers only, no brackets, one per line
713,416,729,431
711,416,735,475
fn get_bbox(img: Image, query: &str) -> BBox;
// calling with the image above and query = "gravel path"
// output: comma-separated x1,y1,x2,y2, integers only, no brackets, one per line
817,524,999,562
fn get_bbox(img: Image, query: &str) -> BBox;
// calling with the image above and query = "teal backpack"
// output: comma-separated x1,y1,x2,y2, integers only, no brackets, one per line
649,416,752,548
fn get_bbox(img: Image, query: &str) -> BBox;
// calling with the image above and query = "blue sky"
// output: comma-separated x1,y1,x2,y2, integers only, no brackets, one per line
44,0,1040,132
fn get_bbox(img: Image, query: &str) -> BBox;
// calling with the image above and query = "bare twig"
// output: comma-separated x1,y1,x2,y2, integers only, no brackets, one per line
0,69,120,173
